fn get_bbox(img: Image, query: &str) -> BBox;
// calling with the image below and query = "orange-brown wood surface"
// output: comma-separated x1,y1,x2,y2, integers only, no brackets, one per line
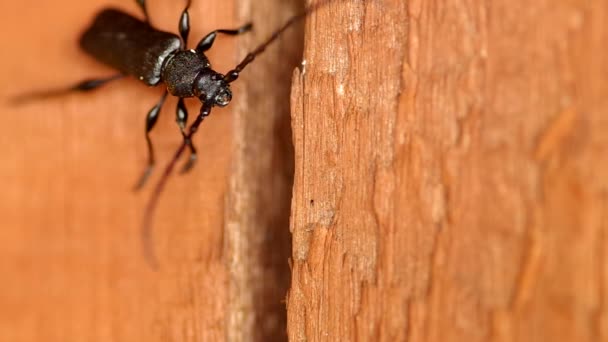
0,1,238,341
2,0,608,341
227,0,302,340
288,0,608,341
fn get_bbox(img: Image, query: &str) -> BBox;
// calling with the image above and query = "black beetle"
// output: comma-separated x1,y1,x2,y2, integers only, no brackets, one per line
16,0,331,267
80,0,316,188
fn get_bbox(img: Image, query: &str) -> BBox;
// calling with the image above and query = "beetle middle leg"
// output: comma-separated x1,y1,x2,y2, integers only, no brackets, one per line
195,23,254,53
180,104,212,172
135,90,169,189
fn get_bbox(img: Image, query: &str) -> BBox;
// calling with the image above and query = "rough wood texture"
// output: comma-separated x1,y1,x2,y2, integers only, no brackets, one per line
288,0,608,341
0,1,239,340
227,0,302,341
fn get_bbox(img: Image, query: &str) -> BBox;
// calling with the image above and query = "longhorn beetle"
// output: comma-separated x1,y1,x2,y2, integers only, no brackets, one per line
13,0,331,267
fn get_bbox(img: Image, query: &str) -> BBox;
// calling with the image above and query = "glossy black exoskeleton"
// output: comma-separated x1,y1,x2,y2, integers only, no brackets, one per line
17,0,329,267
80,1,255,187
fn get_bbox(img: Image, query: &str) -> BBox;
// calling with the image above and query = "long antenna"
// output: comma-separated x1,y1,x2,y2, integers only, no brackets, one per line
142,1,332,268
141,140,187,268
224,0,331,83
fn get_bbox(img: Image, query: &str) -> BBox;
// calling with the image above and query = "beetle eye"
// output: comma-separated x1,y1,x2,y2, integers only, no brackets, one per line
215,89,232,107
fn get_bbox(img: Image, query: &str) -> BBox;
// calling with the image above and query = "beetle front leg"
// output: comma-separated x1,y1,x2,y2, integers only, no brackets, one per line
178,104,213,172
135,90,169,190
175,98,198,173
176,98,188,135
195,23,253,53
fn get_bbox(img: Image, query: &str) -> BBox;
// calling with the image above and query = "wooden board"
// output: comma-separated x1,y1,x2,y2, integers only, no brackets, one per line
287,0,608,341
227,0,303,341
3,0,607,341
0,1,238,340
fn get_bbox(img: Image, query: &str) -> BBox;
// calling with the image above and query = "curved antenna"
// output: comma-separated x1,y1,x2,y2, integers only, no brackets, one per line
142,0,334,268
141,141,187,269
224,0,332,83
142,105,210,268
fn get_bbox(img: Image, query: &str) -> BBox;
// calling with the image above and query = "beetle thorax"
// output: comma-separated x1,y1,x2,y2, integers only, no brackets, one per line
161,50,210,98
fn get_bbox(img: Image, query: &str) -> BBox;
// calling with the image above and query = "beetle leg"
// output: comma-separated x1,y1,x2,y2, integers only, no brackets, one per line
135,90,169,190
70,74,125,92
135,0,151,23
175,98,198,173
10,74,124,105
176,97,188,134
195,23,253,53
179,104,213,172
178,0,192,46
180,138,198,173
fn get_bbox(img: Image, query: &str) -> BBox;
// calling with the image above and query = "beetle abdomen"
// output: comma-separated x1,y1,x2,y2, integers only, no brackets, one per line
80,9,182,86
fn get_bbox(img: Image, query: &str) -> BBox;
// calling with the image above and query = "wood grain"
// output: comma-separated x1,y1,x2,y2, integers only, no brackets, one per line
226,0,303,341
287,0,608,341
3,0,607,340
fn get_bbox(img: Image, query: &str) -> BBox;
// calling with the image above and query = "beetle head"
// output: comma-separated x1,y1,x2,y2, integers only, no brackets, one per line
193,70,232,107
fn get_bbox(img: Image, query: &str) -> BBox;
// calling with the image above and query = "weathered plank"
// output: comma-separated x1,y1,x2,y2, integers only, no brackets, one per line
227,0,303,341
288,0,608,341
0,1,238,340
